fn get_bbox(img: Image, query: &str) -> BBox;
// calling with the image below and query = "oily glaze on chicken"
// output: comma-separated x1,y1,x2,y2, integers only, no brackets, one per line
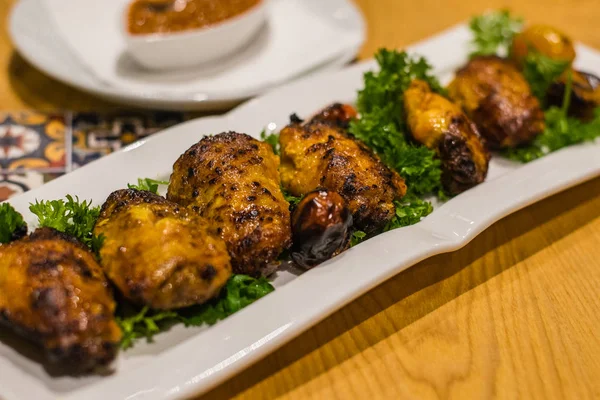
279,118,407,233
404,80,490,194
448,56,545,149
94,189,231,310
167,132,292,277
0,228,121,372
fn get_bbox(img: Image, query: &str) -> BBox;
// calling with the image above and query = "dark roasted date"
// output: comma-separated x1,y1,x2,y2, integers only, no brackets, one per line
290,190,352,269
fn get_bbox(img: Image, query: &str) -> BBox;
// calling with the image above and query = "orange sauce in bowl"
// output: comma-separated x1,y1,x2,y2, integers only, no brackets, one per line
127,0,262,35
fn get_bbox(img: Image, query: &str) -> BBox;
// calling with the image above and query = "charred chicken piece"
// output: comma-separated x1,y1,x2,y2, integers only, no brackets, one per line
307,103,358,130
404,80,490,194
290,190,352,269
448,56,545,149
94,189,231,310
0,228,121,372
167,132,292,277
279,120,407,233
511,24,576,67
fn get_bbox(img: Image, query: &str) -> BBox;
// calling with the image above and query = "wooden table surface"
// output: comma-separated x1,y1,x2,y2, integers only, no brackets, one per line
2,0,600,398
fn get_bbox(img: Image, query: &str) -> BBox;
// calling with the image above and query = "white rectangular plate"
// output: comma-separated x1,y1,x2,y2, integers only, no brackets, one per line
1,24,600,400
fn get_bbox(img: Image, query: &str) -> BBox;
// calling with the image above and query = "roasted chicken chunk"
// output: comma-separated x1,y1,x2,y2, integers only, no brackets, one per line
448,56,545,149
404,80,490,194
0,228,121,372
94,189,231,310
308,102,358,129
279,119,407,233
167,132,292,277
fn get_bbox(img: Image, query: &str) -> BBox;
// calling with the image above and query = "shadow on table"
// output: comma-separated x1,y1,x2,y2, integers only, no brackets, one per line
200,175,600,400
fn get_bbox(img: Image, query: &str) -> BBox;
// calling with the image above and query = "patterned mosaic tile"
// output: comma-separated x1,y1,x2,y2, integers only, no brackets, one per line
0,111,68,173
0,172,45,201
0,110,188,200
71,111,185,169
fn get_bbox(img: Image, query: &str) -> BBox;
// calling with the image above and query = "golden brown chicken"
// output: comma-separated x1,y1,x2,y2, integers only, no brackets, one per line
279,117,407,233
167,132,292,277
0,228,121,372
548,70,600,119
94,189,231,310
448,55,545,149
404,80,490,194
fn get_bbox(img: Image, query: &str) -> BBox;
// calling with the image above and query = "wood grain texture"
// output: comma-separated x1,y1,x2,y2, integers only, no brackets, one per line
2,0,600,399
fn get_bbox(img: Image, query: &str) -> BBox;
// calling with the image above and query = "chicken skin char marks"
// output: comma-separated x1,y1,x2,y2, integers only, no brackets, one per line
279,119,407,234
448,56,545,149
404,80,490,195
167,132,292,277
0,228,121,372
94,189,232,310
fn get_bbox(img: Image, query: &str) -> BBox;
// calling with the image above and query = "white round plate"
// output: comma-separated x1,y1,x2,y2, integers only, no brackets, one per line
9,0,365,110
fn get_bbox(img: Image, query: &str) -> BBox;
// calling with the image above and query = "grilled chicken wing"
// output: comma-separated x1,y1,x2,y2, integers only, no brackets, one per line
167,132,292,277
448,56,545,149
279,118,407,233
94,189,231,310
404,80,490,194
0,228,121,372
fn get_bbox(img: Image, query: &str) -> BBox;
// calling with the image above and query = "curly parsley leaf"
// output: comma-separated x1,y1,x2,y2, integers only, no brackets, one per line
523,52,570,105
0,203,27,244
127,178,169,194
117,275,275,349
282,187,302,209
117,306,178,350
29,195,102,251
385,194,434,231
261,130,280,155
350,49,444,199
469,10,523,58
350,230,367,247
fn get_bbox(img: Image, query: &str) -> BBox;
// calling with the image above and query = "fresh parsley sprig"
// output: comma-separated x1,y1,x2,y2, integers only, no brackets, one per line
469,10,523,58
350,49,445,198
29,195,103,252
523,52,570,105
127,178,169,194
260,130,280,155
0,203,27,244
117,275,275,349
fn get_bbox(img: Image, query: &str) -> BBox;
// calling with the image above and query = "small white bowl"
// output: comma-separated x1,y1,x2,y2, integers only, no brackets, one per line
124,0,267,70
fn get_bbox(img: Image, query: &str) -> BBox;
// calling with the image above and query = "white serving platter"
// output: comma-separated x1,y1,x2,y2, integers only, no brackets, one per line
1,24,600,400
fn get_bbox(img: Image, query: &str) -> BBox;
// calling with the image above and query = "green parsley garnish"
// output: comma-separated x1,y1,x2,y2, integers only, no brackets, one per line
261,130,280,155
468,9,523,58
127,178,169,194
116,274,274,349
29,195,103,253
523,52,570,105
282,187,302,209
350,49,445,198
384,194,434,231
0,203,27,244
350,230,367,247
